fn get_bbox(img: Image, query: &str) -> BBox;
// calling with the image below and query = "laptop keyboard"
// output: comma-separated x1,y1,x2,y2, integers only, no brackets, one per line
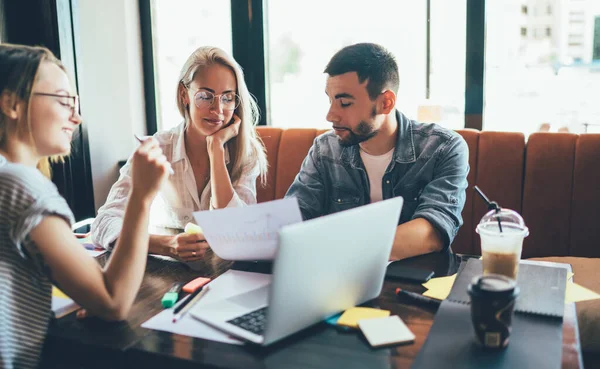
227,307,268,335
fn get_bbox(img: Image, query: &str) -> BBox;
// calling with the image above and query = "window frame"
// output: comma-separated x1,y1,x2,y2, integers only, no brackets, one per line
1,0,96,220
139,0,485,133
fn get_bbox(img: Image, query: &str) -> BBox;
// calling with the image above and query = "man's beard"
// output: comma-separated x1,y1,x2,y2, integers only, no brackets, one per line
337,105,378,147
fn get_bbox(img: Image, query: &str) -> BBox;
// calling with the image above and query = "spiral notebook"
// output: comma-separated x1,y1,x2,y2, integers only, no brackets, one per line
447,258,567,318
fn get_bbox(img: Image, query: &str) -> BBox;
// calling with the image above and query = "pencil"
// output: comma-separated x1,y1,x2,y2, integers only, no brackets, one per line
134,134,175,175
172,285,210,323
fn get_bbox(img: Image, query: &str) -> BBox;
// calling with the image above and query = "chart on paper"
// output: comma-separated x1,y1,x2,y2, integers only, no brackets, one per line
193,197,303,260
209,214,284,243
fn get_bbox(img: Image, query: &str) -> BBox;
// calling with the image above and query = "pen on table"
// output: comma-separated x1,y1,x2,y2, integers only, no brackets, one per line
395,288,441,307
133,134,175,175
172,285,210,323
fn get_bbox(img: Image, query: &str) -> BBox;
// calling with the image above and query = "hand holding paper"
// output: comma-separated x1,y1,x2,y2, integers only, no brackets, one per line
192,198,303,260
185,223,203,235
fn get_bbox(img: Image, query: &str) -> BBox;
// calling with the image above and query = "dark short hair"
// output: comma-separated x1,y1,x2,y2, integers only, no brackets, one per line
324,43,399,100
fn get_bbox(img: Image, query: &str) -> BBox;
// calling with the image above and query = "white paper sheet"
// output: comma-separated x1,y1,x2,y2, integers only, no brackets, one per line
142,270,272,345
192,197,303,260
52,295,79,318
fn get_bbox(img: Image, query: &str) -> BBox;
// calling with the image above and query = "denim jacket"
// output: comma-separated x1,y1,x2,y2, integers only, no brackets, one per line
284,110,469,250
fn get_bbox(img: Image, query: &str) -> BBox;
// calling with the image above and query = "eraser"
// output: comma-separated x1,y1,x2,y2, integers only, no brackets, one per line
184,223,203,235
182,277,211,294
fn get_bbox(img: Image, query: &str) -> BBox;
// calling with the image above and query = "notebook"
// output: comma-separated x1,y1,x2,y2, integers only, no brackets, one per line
447,258,567,318
410,300,563,369
358,316,415,347
52,286,79,318
411,259,569,369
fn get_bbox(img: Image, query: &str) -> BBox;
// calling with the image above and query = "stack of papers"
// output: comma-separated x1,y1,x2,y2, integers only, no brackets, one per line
142,270,272,345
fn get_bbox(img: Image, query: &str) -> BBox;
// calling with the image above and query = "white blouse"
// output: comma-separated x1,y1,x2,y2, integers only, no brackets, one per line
91,122,260,249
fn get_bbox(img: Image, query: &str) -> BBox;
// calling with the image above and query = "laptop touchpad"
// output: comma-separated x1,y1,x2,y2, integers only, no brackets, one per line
227,285,270,309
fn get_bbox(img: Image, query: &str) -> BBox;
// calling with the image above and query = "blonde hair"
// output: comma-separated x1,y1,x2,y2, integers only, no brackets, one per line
0,43,67,178
176,46,267,186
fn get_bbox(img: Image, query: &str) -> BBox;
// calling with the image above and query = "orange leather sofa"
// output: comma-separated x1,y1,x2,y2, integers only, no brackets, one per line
256,127,600,357
256,128,600,259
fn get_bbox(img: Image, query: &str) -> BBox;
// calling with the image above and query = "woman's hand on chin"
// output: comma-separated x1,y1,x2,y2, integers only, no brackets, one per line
206,114,241,153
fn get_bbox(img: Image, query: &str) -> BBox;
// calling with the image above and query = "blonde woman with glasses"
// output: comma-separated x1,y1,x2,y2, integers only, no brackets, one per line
0,44,170,368
92,46,268,265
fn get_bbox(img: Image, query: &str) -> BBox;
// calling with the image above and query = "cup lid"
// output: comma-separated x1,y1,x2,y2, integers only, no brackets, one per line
477,208,529,236
468,274,520,299
479,208,525,227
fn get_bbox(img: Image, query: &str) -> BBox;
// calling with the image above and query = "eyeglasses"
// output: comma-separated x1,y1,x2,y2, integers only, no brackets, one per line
191,89,240,111
32,92,79,118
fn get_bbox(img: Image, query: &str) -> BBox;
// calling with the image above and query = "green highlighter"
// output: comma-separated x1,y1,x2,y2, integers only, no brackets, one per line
161,282,184,308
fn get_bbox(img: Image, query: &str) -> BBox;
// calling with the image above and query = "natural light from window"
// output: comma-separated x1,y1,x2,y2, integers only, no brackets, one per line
485,0,600,136
265,0,466,130
151,0,232,131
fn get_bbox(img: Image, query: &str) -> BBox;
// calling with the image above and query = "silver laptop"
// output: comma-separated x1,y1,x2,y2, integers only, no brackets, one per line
191,197,403,345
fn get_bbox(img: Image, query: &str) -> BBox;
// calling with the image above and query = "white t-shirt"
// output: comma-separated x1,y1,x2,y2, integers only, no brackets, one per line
360,147,395,203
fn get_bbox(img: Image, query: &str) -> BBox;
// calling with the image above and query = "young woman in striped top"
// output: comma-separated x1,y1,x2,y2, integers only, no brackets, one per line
0,44,170,368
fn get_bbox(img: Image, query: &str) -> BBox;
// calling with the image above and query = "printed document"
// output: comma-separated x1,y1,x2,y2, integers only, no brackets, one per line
192,197,303,260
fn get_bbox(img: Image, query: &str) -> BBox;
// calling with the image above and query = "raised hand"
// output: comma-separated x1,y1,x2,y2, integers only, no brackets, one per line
130,137,171,201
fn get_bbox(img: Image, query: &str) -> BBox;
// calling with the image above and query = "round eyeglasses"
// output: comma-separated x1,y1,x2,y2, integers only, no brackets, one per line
32,92,79,118
193,90,240,111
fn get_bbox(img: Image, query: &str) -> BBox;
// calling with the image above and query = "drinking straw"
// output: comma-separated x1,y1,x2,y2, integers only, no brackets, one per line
474,186,503,233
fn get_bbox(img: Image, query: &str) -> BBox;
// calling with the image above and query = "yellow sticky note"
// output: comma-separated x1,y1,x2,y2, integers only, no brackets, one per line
184,223,203,234
52,286,68,299
421,274,457,300
422,274,456,290
565,282,600,304
422,287,451,301
336,307,390,328
567,272,574,281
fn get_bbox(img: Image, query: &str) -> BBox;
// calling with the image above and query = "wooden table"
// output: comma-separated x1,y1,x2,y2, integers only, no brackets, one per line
41,252,583,369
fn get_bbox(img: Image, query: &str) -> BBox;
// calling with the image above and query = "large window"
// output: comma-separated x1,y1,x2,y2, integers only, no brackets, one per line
429,0,467,130
151,0,232,131
264,0,466,129
485,0,600,135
